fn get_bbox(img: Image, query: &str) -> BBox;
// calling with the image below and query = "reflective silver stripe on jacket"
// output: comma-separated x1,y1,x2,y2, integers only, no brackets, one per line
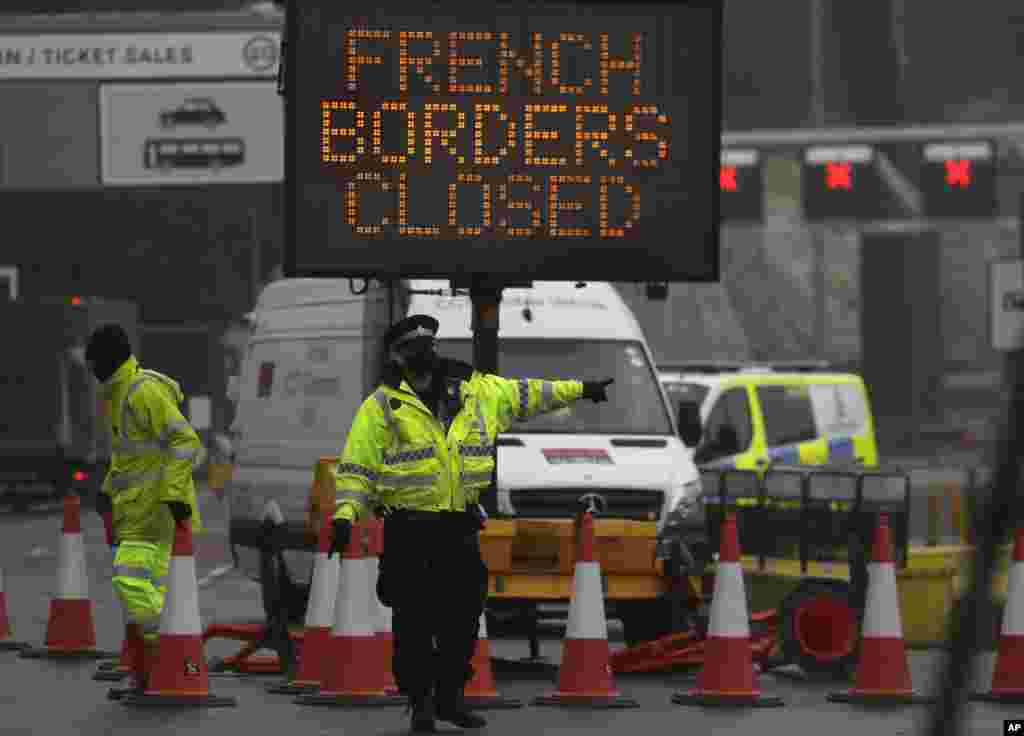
335,490,370,505
460,471,493,486
375,389,406,459
337,463,379,482
160,420,191,440
517,379,529,418
113,565,153,581
113,437,164,454
378,473,439,489
375,390,398,431
384,447,436,465
170,446,199,461
119,374,152,438
474,398,487,437
108,467,164,493
541,381,555,409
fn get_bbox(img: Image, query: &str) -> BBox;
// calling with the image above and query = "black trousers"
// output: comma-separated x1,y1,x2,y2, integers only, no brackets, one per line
376,512,489,701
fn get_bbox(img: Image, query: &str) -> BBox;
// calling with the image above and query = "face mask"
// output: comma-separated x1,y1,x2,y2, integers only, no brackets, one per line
404,348,438,375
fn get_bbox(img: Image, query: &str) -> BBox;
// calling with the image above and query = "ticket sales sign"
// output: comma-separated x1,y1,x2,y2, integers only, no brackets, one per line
286,2,722,283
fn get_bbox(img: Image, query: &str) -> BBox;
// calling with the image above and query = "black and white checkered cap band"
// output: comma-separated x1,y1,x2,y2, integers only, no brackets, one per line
393,325,436,347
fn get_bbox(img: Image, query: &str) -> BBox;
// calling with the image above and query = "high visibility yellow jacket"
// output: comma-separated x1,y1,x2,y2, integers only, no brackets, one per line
333,366,585,523
101,356,203,542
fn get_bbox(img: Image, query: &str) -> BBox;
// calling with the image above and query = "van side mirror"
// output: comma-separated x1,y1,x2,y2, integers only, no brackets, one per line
676,401,702,447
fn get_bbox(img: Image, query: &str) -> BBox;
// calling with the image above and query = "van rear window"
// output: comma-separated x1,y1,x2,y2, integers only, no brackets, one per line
809,383,868,436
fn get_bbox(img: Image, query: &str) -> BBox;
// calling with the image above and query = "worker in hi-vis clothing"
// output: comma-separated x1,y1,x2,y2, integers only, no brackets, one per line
86,324,202,690
330,314,614,733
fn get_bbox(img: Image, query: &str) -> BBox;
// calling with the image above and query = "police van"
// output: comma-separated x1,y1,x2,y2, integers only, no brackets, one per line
657,361,880,472
226,279,707,636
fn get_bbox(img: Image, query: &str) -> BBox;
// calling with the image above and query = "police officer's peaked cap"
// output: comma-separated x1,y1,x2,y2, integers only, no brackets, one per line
384,314,440,351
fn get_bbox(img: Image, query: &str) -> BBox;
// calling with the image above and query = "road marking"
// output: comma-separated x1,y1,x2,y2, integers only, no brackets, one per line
198,564,234,589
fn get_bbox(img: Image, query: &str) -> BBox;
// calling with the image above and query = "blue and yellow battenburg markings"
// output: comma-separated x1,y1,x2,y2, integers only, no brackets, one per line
708,436,859,511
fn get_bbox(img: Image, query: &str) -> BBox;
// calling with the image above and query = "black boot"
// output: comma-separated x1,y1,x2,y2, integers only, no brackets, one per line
409,693,436,734
435,685,487,730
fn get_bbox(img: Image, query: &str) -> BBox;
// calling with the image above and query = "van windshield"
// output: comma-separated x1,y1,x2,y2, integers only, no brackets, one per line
437,338,674,435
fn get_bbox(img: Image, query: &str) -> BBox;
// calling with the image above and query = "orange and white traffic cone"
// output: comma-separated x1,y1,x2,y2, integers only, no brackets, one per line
266,508,340,695
672,512,784,707
366,517,400,696
295,521,406,708
973,525,1024,703
21,494,111,659
121,522,237,708
0,566,26,651
463,610,523,709
533,510,638,708
828,513,932,705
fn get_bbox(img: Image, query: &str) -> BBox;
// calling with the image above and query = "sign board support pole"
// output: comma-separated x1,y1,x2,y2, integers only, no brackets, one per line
470,281,502,376
468,277,503,520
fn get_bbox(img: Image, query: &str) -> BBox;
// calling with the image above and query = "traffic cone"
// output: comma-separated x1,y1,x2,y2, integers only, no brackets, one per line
366,517,400,696
672,512,784,707
533,510,639,708
295,521,406,708
0,566,26,651
828,513,933,705
463,611,523,709
21,494,111,659
266,507,340,695
973,525,1024,703
121,522,237,708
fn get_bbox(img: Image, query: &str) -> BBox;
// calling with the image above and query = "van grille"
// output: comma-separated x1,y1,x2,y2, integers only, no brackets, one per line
508,489,664,520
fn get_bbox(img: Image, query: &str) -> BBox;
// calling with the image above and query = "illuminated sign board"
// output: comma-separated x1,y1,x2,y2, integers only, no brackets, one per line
801,144,889,222
285,2,722,283
920,140,997,219
719,148,762,222
799,138,1000,223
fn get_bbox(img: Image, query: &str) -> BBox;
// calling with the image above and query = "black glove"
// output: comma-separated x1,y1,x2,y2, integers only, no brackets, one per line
328,519,352,559
166,501,192,524
94,492,112,516
581,378,615,403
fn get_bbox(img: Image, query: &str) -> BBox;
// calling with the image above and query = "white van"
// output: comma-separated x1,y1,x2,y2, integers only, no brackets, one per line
227,278,707,618
226,279,398,587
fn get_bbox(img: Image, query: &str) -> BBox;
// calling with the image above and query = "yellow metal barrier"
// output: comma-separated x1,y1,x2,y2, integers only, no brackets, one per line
207,462,235,493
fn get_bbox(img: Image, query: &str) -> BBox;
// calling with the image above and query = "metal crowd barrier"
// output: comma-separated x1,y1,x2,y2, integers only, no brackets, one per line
699,463,912,574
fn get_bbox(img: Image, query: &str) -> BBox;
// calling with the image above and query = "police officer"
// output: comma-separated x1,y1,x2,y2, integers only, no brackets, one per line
329,314,613,733
86,324,202,693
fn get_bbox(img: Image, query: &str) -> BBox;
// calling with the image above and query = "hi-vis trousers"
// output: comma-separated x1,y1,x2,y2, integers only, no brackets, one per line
112,540,171,641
